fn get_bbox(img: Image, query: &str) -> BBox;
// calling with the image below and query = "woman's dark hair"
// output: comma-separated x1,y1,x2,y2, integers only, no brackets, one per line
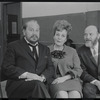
53,20,72,35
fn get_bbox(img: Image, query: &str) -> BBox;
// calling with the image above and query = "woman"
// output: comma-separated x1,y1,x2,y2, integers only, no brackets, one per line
48,20,83,98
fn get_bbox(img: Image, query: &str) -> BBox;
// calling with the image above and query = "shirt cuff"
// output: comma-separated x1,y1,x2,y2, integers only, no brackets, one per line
19,72,28,79
65,71,75,79
41,74,46,82
90,79,98,84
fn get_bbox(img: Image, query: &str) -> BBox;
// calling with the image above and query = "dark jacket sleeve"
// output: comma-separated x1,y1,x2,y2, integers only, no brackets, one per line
2,43,26,80
42,47,55,84
78,49,95,83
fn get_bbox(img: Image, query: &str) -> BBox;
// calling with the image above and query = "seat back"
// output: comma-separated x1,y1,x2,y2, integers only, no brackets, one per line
0,68,8,82
0,67,8,98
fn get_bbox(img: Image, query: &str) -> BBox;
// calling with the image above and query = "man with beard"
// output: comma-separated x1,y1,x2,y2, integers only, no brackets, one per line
1,20,54,98
78,25,100,98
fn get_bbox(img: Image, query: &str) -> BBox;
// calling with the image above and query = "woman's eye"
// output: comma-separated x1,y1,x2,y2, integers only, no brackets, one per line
62,35,65,37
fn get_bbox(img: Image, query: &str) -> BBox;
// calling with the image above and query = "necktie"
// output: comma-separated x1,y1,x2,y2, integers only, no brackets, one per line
93,48,98,64
28,43,38,62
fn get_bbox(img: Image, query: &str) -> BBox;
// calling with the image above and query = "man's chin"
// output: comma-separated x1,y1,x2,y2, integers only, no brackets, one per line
30,40,38,44
85,43,92,48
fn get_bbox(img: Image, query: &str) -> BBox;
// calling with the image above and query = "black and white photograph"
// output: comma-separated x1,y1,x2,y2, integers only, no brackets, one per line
0,2,100,98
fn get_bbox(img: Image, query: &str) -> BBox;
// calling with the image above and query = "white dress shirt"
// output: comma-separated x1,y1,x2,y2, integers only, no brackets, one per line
90,42,98,58
24,37,39,56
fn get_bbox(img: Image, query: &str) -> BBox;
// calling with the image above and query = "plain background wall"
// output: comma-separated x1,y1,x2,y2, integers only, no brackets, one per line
22,2,100,47
23,13,86,46
22,2,100,18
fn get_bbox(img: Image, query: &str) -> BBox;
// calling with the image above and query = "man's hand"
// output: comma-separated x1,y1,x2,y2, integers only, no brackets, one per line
25,72,43,82
94,80,100,91
19,72,44,82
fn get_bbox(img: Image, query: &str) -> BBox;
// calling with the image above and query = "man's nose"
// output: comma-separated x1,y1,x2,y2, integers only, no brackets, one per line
32,31,36,34
86,34,90,39
58,36,61,39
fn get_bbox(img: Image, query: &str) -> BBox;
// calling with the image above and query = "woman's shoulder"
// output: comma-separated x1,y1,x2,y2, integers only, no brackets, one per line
48,44,54,52
64,45,76,52
48,44,53,48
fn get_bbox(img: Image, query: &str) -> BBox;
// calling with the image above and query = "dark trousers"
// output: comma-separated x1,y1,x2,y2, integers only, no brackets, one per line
6,80,50,98
83,83,99,98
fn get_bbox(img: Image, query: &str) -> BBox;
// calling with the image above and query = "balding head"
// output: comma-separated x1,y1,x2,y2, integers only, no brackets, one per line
23,19,40,44
84,25,99,48
23,20,40,30
85,25,98,35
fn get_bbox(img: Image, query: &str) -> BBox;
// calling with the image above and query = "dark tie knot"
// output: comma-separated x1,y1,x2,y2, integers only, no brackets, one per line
28,43,38,53
28,43,38,62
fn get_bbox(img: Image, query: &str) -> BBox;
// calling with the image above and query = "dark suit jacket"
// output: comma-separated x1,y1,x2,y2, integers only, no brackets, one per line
78,40,100,83
1,38,54,94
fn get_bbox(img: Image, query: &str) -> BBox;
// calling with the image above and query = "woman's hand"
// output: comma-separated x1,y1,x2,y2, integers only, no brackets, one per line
94,80,100,91
52,75,71,84
52,77,66,84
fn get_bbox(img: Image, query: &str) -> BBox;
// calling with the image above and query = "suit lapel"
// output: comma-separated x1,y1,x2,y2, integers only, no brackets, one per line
37,43,43,66
86,46,97,66
20,38,35,60
97,40,100,80
98,40,100,67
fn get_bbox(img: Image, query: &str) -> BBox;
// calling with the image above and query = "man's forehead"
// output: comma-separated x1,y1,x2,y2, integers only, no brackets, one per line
27,21,39,28
85,25,97,33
